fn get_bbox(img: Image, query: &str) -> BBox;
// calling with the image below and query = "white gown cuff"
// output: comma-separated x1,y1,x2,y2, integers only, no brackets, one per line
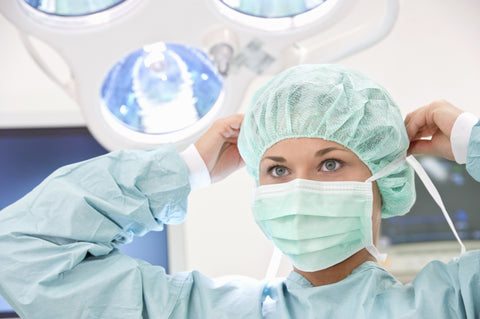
450,112,479,164
180,144,211,190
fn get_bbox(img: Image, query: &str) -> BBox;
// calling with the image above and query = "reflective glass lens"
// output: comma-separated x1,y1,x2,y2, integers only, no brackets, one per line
220,0,326,18
23,0,126,16
101,43,224,134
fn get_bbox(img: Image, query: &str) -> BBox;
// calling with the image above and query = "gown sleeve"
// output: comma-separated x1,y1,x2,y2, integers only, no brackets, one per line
0,144,264,319
459,119,480,317
466,120,480,182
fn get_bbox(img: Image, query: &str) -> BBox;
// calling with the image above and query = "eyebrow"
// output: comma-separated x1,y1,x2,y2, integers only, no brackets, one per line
314,147,347,157
262,156,286,163
261,147,347,163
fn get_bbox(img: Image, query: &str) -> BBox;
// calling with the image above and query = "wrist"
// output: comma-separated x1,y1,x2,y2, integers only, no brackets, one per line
180,144,211,189
450,112,478,164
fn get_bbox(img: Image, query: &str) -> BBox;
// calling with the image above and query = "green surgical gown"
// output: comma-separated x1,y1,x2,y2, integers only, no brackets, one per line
0,120,480,318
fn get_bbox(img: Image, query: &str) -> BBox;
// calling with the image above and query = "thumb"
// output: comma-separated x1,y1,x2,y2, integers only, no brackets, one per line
408,135,455,161
408,140,435,156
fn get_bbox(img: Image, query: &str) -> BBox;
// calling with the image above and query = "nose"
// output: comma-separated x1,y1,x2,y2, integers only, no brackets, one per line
295,168,316,181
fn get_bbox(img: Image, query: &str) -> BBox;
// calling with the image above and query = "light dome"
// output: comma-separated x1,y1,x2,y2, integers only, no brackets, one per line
220,0,326,18
101,43,224,134
23,0,127,16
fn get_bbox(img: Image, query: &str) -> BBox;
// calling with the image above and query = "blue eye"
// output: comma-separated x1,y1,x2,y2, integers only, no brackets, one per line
271,166,288,177
321,159,339,172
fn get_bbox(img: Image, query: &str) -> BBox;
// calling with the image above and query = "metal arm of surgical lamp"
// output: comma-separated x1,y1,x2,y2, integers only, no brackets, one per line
18,32,76,98
285,0,399,65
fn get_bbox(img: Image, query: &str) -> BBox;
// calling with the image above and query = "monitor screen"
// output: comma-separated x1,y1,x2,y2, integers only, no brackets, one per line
380,155,480,245
0,127,169,316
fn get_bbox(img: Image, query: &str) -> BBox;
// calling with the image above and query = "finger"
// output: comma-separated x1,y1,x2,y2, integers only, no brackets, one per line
428,100,462,138
403,110,415,128
405,105,430,141
195,114,244,171
220,114,244,138
404,105,427,129
210,141,245,183
408,134,454,160
228,114,244,129
406,100,463,142
223,126,240,139
407,140,436,156
411,125,438,141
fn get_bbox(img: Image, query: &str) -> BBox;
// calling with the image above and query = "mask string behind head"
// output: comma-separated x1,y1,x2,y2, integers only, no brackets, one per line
366,155,407,183
406,155,466,255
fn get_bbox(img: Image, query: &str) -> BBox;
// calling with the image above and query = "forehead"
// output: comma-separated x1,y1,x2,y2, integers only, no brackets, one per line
262,138,351,158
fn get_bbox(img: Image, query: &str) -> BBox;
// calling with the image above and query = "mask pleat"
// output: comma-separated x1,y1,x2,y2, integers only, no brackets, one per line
262,215,365,240
271,229,368,254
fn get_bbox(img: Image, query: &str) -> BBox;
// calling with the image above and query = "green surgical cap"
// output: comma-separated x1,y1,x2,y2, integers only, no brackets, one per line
237,64,415,218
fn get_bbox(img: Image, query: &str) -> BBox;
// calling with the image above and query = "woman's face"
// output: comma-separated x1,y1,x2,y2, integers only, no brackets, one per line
259,138,382,242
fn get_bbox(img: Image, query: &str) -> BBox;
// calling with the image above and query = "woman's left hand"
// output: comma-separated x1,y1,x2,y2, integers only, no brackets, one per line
404,100,463,161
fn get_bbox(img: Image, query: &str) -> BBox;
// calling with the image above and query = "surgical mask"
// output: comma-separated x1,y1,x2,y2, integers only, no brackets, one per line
254,155,466,274
253,178,379,272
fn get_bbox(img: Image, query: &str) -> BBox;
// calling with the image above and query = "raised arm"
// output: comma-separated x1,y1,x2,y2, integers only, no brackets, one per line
0,114,257,318
405,99,480,181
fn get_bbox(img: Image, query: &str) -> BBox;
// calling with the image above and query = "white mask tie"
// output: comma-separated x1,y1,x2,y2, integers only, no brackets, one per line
406,155,466,255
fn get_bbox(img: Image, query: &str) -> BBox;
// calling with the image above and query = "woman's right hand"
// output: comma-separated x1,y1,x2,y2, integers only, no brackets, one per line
195,114,245,183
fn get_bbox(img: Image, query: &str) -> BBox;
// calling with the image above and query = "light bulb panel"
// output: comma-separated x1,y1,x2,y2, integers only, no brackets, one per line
101,42,224,135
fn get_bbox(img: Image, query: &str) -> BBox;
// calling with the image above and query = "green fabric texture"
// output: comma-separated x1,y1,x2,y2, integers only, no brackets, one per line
237,64,415,218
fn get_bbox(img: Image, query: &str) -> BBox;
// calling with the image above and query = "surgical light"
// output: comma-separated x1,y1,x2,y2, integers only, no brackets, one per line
0,0,400,151
101,42,224,134
17,0,140,28
214,0,339,32
220,0,326,18
23,0,126,16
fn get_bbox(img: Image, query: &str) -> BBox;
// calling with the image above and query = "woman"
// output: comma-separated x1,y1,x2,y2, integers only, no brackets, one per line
0,64,479,318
